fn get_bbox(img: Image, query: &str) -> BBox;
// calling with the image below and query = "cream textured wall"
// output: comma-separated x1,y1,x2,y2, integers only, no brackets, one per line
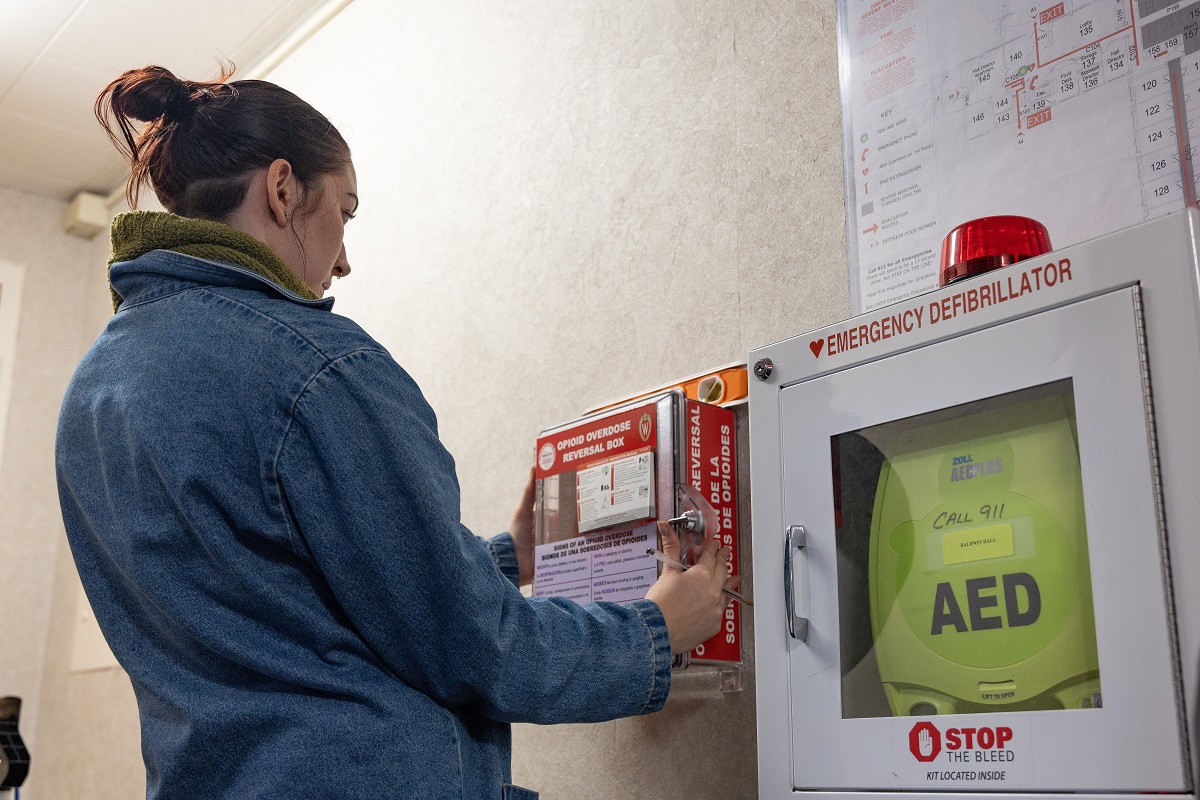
0,185,134,800
266,1,849,798
27,199,146,800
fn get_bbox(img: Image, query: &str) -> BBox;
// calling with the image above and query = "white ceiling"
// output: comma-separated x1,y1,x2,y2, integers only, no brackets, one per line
0,0,343,201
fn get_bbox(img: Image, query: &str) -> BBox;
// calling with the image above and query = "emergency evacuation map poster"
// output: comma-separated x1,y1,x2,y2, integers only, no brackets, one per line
839,0,1200,313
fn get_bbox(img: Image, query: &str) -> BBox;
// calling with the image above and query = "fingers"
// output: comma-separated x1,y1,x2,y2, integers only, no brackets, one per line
712,545,731,591
687,538,732,599
657,520,736,595
692,534,720,571
657,520,682,569
694,535,726,576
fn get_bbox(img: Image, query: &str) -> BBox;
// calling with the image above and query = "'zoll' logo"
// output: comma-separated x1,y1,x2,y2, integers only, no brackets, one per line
909,721,941,762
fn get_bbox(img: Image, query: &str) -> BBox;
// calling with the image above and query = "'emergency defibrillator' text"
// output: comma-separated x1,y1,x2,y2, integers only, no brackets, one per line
822,259,1073,358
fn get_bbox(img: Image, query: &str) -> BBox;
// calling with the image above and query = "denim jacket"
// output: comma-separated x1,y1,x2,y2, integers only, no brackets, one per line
56,250,672,799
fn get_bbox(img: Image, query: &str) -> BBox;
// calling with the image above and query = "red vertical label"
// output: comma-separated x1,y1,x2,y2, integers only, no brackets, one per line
687,400,740,664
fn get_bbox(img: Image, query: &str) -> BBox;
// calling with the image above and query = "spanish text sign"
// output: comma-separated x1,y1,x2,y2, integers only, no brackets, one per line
532,522,658,604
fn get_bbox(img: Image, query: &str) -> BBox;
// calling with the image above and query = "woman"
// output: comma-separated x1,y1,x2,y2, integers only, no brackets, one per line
55,66,735,800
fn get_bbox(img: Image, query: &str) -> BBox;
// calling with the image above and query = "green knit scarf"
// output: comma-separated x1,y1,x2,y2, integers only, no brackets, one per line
107,211,317,312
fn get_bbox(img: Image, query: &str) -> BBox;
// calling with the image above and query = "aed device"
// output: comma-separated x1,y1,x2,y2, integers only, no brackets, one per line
534,389,741,668
748,210,1200,798
862,380,1100,716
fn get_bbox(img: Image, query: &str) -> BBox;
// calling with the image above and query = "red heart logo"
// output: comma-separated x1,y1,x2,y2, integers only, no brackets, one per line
809,339,824,358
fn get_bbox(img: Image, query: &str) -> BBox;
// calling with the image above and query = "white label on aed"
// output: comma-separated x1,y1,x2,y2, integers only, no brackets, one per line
892,715,1033,787
576,450,655,534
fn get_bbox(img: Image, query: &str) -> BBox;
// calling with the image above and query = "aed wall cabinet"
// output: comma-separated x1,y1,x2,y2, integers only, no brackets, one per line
748,210,1200,797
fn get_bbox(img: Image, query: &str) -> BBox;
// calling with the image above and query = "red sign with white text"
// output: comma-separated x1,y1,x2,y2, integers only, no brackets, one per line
686,399,740,664
536,403,657,479
533,397,741,665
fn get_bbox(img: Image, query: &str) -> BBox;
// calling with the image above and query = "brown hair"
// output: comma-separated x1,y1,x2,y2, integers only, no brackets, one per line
96,64,351,219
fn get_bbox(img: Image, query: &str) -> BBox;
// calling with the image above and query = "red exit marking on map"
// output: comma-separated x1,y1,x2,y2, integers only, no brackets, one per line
1039,3,1065,25
1027,108,1052,128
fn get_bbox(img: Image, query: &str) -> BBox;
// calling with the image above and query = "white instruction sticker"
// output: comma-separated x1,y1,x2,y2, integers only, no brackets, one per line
892,716,1033,787
575,449,655,534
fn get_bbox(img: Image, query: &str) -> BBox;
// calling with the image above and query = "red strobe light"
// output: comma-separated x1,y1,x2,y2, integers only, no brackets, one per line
939,215,1052,287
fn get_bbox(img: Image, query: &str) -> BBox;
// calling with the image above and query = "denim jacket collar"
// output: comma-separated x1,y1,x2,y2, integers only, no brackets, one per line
109,249,336,313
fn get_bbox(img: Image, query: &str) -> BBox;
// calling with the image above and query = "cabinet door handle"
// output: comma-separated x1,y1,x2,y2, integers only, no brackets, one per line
784,525,809,641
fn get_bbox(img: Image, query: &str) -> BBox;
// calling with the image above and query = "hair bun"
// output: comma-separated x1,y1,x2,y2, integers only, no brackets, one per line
162,81,196,123
108,65,193,124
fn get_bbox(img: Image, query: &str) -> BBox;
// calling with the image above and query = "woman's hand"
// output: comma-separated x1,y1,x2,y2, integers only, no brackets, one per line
509,467,537,586
644,521,738,654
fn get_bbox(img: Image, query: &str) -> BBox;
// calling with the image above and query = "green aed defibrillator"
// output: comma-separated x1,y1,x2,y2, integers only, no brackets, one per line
865,381,1102,716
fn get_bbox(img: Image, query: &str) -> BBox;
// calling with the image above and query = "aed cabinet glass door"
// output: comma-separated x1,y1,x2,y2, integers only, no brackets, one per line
779,288,1187,792
833,379,1101,720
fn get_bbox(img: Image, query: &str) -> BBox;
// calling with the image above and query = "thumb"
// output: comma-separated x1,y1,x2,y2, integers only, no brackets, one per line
520,466,536,505
516,465,535,510
656,520,682,569
510,466,537,529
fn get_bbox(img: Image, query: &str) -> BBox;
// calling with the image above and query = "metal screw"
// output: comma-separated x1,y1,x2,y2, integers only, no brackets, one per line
753,357,774,381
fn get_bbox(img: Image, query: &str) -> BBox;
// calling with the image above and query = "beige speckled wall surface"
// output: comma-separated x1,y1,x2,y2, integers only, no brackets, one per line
28,203,146,800
23,1,849,798
0,185,115,799
266,1,848,797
